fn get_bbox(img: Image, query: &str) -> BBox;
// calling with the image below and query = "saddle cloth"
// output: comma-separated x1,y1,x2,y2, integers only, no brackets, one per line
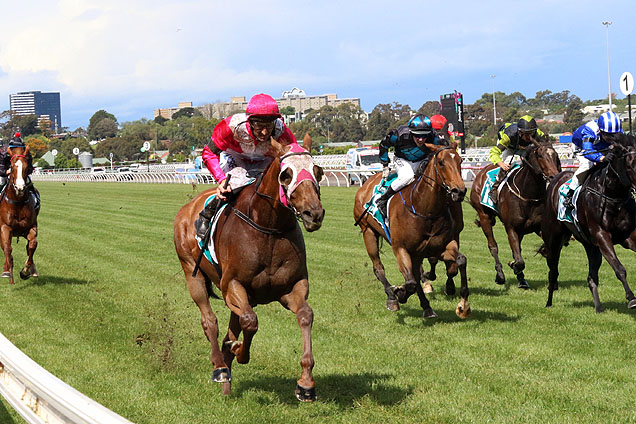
556,178,581,224
196,194,229,265
363,174,398,244
479,164,520,212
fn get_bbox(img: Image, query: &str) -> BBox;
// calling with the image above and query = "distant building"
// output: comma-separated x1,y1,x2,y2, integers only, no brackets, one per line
154,89,361,122
9,91,62,132
581,104,617,115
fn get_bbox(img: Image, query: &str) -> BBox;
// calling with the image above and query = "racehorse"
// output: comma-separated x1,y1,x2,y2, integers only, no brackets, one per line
173,135,324,401
541,136,636,312
353,142,470,319
469,136,561,288
0,146,39,285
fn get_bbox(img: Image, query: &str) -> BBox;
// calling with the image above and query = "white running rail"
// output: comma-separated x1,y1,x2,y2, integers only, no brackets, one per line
0,332,133,424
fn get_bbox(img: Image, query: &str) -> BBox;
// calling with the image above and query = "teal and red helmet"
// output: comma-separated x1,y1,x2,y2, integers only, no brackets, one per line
408,114,433,136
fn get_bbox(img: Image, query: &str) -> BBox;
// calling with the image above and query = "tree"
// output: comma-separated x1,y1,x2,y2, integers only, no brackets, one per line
25,136,49,158
280,106,295,116
92,118,118,139
417,101,441,117
38,117,53,137
172,107,202,120
563,96,585,132
88,110,118,140
366,103,412,140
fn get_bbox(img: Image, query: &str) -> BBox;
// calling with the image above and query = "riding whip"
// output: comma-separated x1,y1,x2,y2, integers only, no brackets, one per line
192,175,231,277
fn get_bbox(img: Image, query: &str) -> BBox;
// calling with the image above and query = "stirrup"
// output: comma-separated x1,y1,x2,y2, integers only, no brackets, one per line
195,214,211,239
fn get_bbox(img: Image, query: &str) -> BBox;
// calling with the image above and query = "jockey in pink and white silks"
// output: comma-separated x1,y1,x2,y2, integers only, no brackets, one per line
195,93,300,238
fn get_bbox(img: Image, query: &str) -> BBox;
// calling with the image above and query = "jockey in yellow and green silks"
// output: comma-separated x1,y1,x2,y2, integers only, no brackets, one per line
488,115,544,204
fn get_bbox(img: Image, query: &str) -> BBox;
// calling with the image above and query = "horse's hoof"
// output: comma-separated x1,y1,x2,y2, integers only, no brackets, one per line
423,308,437,319
211,367,231,383
1,272,11,278
386,299,399,311
392,286,408,304
422,281,434,294
19,270,30,280
628,299,636,309
518,280,530,290
295,384,316,402
222,381,232,396
456,304,471,318
495,273,506,285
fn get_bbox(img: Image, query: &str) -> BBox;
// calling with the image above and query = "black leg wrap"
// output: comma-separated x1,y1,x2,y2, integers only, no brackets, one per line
211,367,232,383
295,384,316,402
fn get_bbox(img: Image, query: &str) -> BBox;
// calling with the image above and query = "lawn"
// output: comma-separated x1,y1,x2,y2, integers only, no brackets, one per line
0,182,635,424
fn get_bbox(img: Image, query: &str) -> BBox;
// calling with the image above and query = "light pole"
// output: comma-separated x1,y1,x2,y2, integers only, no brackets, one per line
602,21,612,107
490,75,497,126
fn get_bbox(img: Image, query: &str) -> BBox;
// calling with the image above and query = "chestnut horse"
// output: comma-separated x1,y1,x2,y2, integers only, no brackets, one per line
469,137,561,288
353,143,470,319
173,136,324,401
541,137,636,312
0,146,39,285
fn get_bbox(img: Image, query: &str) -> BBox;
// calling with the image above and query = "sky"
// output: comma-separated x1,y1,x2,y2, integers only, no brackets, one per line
1,0,635,130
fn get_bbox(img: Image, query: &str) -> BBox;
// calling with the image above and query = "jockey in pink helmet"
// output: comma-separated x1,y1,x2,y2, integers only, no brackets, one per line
195,93,300,238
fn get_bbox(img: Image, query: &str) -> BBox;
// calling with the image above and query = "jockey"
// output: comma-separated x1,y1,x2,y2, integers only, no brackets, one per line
0,132,34,192
430,114,454,143
563,111,623,208
376,114,440,218
488,115,544,204
194,93,299,239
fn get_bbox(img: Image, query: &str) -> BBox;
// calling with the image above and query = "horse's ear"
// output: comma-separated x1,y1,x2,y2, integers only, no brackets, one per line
313,164,324,183
269,137,286,158
24,145,30,155
303,133,312,153
424,143,444,152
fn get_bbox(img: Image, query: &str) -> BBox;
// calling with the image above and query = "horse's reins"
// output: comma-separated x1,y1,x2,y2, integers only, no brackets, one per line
505,144,555,202
0,154,28,206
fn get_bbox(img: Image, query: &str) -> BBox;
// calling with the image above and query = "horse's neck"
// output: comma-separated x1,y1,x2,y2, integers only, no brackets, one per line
513,164,544,196
410,163,446,214
244,158,293,226
590,163,629,198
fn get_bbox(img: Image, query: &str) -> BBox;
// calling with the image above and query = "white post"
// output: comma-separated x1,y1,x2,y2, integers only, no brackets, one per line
603,21,612,107
490,75,497,126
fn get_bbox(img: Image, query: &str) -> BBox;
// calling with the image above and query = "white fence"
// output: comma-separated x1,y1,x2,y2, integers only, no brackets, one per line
0,332,133,424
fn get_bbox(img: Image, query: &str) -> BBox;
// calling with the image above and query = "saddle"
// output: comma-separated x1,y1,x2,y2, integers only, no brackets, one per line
479,165,520,212
364,175,397,243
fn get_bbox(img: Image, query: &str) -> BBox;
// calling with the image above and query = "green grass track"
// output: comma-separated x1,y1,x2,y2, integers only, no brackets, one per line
1,182,635,423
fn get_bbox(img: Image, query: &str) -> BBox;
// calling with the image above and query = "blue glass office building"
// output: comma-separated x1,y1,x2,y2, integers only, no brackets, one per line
9,91,62,132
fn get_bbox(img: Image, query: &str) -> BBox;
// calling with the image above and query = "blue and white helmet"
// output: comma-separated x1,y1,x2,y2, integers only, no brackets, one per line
598,111,623,134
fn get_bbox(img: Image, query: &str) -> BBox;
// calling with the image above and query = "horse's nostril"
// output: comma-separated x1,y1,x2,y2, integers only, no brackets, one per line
303,210,312,218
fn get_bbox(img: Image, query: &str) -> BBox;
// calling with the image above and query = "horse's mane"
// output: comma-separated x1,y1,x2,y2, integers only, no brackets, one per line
612,133,636,148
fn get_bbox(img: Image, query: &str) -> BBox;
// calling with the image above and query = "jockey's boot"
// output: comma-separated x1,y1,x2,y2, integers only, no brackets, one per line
195,197,222,239
489,170,506,204
376,186,397,219
563,189,574,209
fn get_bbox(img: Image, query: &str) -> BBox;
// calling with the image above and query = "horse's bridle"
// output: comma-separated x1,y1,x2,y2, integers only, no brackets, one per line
414,146,458,196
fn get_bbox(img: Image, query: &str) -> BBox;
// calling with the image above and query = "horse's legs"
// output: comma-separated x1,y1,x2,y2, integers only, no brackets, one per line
421,259,436,294
476,210,505,285
392,247,423,308
280,278,316,402
220,311,241,380
441,240,470,318
505,228,528,289
182,267,230,387
594,236,636,309
412,257,436,318
362,227,399,311
223,279,258,365
582,243,604,313
20,226,38,280
0,225,14,285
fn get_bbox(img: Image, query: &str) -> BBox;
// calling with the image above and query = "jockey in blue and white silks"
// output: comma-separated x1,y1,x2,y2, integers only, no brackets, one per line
376,114,442,218
564,111,623,207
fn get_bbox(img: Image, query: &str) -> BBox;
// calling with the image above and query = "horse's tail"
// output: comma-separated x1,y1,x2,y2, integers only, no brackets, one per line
202,271,221,300
536,243,548,258
474,218,481,227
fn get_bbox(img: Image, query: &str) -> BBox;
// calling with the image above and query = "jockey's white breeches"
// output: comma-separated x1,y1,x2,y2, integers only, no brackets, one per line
570,153,595,190
220,151,273,190
390,157,421,191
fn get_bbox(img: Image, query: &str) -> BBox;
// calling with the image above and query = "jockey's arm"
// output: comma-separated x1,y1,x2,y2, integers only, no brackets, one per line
379,131,397,167
581,138,604,163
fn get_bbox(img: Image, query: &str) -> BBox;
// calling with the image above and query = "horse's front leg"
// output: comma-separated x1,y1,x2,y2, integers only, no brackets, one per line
476,210,506,285
393,247,433,314
505,226,529,289
1,225,14,285
582,243,604,313
362,227,399,311
280,278,316,402
182,265,230,389
20,226,38,280
420,259,436,294
595,235,636,309
224,279,258,365
441,240,470,318
412,257,436,318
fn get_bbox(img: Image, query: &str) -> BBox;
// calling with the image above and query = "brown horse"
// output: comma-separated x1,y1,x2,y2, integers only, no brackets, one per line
0,146,39,285
541,138,636,312
469,137,561,288
173,135,324,401
353,143,470,319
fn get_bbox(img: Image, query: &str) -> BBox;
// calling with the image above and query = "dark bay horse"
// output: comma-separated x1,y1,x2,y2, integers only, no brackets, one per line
0,146,39,285
353,143,470,319
541,136,636,312
469,137,561,288
174,136,324,401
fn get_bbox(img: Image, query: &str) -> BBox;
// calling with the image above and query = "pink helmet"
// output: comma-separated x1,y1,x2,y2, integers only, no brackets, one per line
246,93,281,118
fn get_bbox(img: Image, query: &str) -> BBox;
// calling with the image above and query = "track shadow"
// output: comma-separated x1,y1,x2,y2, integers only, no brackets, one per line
570,300,636,318
12,275,93,290
235,372,411,407
393,303,518,327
